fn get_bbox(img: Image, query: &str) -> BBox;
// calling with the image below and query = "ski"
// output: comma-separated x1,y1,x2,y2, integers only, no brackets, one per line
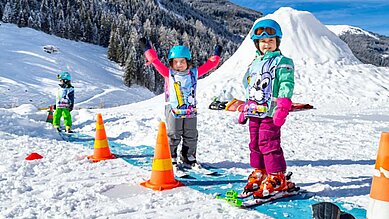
173,164,192,178
174,163,220,178
241,187,302,208
57,130,75,141
238,191,253,198
189,163,219,176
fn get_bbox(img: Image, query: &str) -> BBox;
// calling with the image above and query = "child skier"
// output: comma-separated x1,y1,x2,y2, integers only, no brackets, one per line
140,37,222,169
239,19,295,198
53,71,74,133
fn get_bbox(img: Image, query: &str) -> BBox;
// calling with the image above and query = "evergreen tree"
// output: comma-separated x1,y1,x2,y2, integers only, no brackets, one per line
2,2,13,23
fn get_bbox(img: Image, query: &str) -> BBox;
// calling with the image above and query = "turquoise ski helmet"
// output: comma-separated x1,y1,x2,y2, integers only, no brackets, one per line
57,71,71,81
251,19,282,41
168,45,191,60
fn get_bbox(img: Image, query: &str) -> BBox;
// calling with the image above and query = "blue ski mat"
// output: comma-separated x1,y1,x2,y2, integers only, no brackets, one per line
65,133,367,219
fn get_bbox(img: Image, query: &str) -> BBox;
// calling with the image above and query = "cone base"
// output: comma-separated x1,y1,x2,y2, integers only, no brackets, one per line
140,179,184,191
87,154,116,162
367,198,389,219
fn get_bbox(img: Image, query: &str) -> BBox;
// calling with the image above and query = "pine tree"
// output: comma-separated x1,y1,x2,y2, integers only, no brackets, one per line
2,2,13,23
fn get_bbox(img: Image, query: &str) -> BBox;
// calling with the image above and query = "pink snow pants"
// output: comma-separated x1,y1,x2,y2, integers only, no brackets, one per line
248,117,286,174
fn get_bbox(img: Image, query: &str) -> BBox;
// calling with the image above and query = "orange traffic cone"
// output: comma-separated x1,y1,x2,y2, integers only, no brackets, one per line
141,122,183,191
88,113,116,162
46,105,54,123
367,132,389,219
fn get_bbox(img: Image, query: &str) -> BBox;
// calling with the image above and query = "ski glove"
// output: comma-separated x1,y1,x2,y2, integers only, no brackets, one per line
139,37,152,52
273,98,292,127
214,45,223,56
144,49,158,65
238,111,248,124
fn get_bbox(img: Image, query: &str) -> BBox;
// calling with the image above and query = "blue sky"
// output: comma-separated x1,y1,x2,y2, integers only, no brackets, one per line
230,0,389,36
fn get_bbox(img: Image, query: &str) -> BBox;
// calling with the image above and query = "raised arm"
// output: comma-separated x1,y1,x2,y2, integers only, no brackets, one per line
197,45,222,77
140,37,169,77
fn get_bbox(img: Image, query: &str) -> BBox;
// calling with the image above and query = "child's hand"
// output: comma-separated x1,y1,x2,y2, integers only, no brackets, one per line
273,98,292,126
140,37,152,52
214,45,223,56
238,111,248,124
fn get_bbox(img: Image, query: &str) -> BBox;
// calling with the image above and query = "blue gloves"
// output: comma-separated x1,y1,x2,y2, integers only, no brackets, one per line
140,37,152,52
214,45,223,56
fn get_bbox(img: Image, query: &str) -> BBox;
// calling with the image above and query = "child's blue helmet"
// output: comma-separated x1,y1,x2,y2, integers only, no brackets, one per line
168,45,191,60
251,19,282,41
57,71,71,81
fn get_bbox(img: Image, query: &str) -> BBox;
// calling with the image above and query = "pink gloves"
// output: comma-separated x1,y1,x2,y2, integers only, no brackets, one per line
238,111,248,124
144,49,158,65
273,98,292,127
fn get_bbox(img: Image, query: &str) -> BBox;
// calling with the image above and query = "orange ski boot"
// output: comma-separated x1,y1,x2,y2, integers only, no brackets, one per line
240,169,267,197
253,171,289,199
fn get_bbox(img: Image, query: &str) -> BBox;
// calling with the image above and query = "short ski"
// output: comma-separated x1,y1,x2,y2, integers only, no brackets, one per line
174,164,191,178
241,188,302,207
190,164,218,176
58,130,75,141
238,191,253,198
174,163,219,178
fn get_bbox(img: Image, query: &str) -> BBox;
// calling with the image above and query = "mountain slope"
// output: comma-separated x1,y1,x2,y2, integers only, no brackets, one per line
0,23,154,109
327,25,389,67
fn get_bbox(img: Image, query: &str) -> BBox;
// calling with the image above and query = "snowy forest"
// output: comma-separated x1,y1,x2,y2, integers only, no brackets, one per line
339,32,389,67
0,0,261,93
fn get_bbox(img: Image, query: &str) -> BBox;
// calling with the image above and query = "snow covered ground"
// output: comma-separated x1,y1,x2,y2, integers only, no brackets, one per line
1,7,389,219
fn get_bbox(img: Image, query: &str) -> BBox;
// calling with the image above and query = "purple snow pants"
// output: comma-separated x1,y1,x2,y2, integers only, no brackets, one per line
248,117,286,174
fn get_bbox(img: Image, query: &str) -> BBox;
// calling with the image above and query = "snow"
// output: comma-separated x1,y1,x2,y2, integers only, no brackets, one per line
1,7,389,218
327,24,380,40
0,22,154,109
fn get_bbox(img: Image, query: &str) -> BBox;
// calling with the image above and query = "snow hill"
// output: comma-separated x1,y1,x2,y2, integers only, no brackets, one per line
199,7,389,107
1,7,389,219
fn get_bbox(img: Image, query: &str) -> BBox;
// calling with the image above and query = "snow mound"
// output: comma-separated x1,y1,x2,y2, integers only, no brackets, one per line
197,7,389,108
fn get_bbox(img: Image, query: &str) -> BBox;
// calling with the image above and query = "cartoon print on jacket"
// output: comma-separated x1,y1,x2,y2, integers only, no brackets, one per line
245,57,276,117
168,68,198,117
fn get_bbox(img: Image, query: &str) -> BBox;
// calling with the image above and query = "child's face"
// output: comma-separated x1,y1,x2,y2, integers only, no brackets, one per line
258,37,277,54
172,58,188,72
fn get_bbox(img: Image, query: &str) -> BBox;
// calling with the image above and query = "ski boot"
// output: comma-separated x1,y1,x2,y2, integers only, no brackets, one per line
54,126,62,132
65,126,74,133
240,169,267,198
253,172,296,199
180,154,199,168
172,157,179,172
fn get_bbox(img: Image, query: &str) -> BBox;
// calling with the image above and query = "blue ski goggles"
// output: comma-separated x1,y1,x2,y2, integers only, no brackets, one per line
252,27,277,39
